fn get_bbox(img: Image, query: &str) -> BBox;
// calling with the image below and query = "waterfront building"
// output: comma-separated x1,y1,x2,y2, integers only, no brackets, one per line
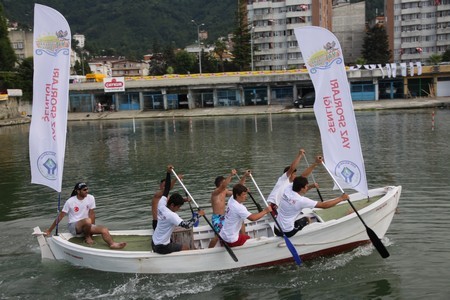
385,0,450,63
67,64,450,113
246,0,333,71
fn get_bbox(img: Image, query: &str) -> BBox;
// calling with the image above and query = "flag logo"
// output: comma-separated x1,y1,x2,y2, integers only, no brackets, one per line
307,41,343,74
37,151,58,180
335,160,362,188
35,30,70,57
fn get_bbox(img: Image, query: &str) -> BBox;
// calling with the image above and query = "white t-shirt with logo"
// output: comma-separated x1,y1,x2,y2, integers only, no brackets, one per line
219,197,251,243
267,172,291,206
277,187,317,232
152,196,183,245
62,194,96,224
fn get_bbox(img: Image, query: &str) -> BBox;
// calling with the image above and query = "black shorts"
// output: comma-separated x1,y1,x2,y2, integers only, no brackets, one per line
274,217,310,238
152,241,182,254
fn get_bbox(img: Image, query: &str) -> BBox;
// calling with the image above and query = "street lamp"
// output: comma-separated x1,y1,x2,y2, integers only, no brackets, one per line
191,19,205,74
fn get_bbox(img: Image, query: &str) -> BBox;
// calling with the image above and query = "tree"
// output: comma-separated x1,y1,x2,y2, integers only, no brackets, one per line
201,51,219,74
355,57,367,65
428,53,442,65
148,53,166,75
442,49,450,62
14,57,33,102
361,25,391,64
0,4,16,71
163,44,176,71
231,0,251,71
71,39,91,75
213,39,228,72
173,50,196,74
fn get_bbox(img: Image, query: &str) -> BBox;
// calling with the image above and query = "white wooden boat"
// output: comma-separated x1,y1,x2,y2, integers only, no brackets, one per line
33,186,401,274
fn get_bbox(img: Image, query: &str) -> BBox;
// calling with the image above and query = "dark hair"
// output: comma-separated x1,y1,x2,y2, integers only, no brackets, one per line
214,176,224,187
283,166,297,174
70,182,87,197
167,193,184,207
292,176,308,192
232,183,248,198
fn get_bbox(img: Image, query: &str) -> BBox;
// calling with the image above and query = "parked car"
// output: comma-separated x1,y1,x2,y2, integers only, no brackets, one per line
293,92,315,108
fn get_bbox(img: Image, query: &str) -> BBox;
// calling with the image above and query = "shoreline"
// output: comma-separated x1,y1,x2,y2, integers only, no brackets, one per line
1,97,449,127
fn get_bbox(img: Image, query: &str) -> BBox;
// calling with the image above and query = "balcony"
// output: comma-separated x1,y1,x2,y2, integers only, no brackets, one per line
401,30,420,38
437,39,450,47
437,15,450,23
437,26,450,34
437,4,450,11
401,18,422,26
401,7,422,15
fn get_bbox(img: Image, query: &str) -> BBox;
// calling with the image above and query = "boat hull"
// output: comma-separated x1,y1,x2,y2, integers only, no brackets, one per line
33,186,401,274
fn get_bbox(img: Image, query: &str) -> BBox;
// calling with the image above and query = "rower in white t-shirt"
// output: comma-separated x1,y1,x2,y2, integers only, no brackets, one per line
219,183,272,247
151,165,205,254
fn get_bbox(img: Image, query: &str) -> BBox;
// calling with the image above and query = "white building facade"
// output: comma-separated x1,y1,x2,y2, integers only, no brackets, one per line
73,34,85,49
247,0,332,71
7,29,33,61
386,0,450,63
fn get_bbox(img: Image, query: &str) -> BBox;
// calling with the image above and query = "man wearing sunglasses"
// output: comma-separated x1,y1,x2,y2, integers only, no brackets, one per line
44,182,127,249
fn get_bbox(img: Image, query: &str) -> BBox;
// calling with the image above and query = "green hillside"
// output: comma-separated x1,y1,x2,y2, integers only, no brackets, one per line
1,0,237,57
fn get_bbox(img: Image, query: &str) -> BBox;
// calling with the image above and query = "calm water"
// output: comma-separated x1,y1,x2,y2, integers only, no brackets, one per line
1,108,450,299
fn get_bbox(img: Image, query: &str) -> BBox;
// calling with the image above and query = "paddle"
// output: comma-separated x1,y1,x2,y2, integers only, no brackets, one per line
321,162,390,259
249,173,302,266
171,169,238,262
235,173,263,212
303,156,324,202
186,193,199,227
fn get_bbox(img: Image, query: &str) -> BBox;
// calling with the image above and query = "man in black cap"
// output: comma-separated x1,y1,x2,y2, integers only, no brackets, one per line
44,182,126,249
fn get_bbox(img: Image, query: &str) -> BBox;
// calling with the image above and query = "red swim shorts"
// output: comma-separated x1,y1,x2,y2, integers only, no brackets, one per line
227,234,250,247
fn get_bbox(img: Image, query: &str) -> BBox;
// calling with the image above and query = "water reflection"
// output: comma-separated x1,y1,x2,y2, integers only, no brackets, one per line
366,279,393,298
2,108,450,299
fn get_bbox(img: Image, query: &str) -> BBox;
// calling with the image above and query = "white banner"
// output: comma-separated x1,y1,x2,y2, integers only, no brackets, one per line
391,63,397,78
29,4,71,192
104,77,125,92
416,61,422,75
409,62,415,76
295,26,368,195
400,63,407,77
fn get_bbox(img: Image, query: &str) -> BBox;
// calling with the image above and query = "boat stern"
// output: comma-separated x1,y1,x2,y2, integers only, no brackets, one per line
32,226,56,260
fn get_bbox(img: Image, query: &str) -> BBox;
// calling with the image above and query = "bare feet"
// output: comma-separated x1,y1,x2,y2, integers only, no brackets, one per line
110,242,127,249
85,236,95,245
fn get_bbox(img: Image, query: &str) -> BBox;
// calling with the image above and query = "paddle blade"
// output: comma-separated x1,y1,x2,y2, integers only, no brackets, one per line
224,243,239,262
366,227,390,258
284,235,302,265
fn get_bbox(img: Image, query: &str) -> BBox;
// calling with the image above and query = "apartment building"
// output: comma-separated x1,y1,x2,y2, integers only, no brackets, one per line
73,33,85,49
110,59,148,77
332,1,366,64
8,29,33,61
385,0,450,63
247,0,332,71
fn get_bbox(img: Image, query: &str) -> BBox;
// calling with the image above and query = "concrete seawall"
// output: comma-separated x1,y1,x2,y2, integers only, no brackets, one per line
66,97,450,121
2,97,449,126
